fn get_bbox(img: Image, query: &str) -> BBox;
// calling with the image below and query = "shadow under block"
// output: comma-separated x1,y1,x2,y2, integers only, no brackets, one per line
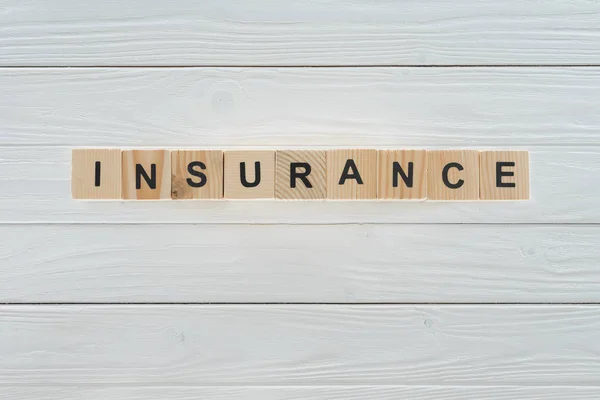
427,150,480,200
224,151,275,199
480,150,530,200
171,150,223,199
327,149,377,199
72,149,122,199
276,150,326,200
377,150,427,200
122,150,171,200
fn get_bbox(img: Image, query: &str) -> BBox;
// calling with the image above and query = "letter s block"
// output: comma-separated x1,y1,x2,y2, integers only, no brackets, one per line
72,149,122,199
480,150,529,200
122,150,171,200
427,150,479,200
224,150,275,199
171,150,223,200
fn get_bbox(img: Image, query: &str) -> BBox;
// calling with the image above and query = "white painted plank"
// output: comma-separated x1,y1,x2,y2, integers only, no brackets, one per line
0,146,597,223
5,386,600,400
2,224,600,303
2,305,600,385
1,0,598,66
1,67,600,146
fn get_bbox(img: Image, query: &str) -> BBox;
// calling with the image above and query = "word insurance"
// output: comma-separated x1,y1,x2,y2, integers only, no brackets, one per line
72,149,529,201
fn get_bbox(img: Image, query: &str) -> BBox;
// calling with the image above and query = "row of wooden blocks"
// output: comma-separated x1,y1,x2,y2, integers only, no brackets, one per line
72,149,529,200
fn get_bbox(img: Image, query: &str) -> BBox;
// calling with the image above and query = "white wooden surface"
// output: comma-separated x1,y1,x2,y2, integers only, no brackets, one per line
2,224,599,303
2,67,599,146
1,0,599,66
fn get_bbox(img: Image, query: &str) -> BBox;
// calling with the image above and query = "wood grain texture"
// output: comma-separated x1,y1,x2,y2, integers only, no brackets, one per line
224,151,275,199
377,150,427,200
428,150,480,200
2,305,600,385
276,150,326,200
171,150,223,199
1,146,598,223
5,386,600,400
480,150,530,200
3,68,600,147
327,149,377,199
122,150,171,200
1,224,600,303
71,149,121,199
1,0,599,66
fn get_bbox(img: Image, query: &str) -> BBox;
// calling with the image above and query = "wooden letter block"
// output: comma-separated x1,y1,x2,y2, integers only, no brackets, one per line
224,151,275,199
276,150,326,200
377,150,427,200
427,150,479,200
171,150,223,200
480,150,530,200
72,149,122,199
327,149,377,199
122,150,171,200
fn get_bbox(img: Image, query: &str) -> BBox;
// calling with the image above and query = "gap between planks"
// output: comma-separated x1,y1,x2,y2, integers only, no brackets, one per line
2,64,600,68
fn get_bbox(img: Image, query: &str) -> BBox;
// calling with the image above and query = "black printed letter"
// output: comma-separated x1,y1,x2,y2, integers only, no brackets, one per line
136,164,156,189
94,161,101,187
339,159,363,185
442,162,464,189
290,162,312,188
496,161,515,188
392,162,413,188
240,162,261,187
187,161,207,188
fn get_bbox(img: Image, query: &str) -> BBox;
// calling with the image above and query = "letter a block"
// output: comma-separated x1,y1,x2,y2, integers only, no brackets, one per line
428,150,479,200
224,150,275,199
122,150,171,200
327,149,377,199
377,150,427,200
171,150,223,199
276,150,326,200
72,149,122,199
480,150,529,200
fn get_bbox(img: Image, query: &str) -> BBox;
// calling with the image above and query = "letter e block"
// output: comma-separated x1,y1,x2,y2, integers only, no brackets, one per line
171,150,223,200
427,150,479,200
72,149,122,199
480,150,529,200
224,151,275,199
377,150,427,200
327,149,377,199
276,150,326,200
122,150,171,200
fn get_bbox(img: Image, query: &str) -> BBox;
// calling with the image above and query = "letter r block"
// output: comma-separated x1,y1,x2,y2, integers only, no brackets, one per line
72,149,122,199
171,150,223,200
427,150,479,200
122,150,171,200
224,150,275,199
327,149,377,199
480,150,529,200
276,150,326,200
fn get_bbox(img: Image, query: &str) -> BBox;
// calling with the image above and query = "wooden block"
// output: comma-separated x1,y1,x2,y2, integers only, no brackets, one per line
276,150,326,200
427,150,479,200
224,151,275,199
122,150,171,200
327,149,377,199
72,149,122,199
377,150,427,200
171,150,223,200
480,150,530,200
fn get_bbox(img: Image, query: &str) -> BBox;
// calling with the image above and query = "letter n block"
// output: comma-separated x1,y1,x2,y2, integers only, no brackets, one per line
276,150,326,200
327,149,377,199
171,150,223,199
480,150,529,200
122,150,171,200
377,150,427,200
224,151,275,199
427,150,479,200
72,149,121,199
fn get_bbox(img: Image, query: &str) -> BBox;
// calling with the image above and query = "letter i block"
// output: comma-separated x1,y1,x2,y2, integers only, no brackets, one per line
224,151,275,199
171,150,223,199
276,150,326,200
377,150,427,199
122,150,171,200
327,149,377,199
480,150,529,200
427,150,479,200
72,149,122,199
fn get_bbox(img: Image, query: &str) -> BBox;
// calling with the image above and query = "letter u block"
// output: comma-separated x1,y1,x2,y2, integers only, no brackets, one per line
224,150,275,199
